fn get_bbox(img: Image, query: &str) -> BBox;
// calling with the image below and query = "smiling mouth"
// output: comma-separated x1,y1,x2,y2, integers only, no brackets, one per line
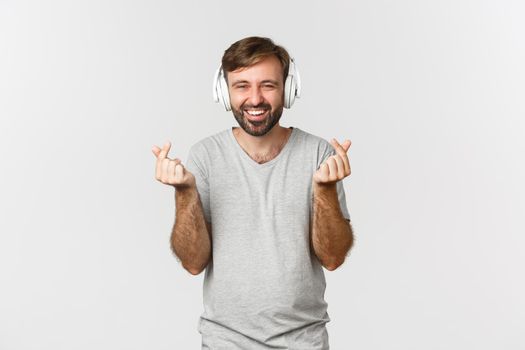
244,109,269,122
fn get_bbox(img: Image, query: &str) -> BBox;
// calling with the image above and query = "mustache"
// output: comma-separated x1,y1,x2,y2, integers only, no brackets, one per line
242,103,271,110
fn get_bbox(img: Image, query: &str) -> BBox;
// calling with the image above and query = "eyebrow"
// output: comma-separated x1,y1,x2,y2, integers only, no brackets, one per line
261,80,280,85
231,79,280,86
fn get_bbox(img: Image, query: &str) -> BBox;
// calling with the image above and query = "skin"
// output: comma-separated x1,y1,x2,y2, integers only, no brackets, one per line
226,55,292,161
311,139,354,270
151,54,354,274
152,142,211,275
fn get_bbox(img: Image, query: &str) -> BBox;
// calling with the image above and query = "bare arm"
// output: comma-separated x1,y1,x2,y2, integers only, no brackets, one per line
152,141,211,276
311,138,354,271
311,182,354,271
171,186,212,275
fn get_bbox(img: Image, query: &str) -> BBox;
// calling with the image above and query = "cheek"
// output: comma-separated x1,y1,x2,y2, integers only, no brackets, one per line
229,94,244,107
267,91,284,107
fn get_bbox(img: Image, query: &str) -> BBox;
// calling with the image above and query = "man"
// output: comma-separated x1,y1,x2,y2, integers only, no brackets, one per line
152,36,354,349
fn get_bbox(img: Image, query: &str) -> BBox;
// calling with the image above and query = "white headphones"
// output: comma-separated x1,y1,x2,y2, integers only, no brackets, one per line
213,57,302,111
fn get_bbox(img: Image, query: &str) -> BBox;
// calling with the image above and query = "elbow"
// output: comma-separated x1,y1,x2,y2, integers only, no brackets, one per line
184,264,205,275
325,240,354,272
183,258,210,276
324,264,337,271
324,261,343,271
323,256,345,271
186,267,203,275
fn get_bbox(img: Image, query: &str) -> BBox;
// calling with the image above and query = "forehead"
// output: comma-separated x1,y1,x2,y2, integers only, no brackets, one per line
227,55,284,83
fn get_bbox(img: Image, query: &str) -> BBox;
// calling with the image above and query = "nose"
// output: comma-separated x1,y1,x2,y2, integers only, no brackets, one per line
248,86,264,106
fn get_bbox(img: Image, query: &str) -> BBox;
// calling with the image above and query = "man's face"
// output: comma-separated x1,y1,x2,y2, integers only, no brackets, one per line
227,55,285,137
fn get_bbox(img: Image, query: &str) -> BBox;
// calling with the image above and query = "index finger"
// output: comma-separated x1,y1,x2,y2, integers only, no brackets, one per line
155,141,172,179
330,138,351,174
331,138,351,153
157,141,171,160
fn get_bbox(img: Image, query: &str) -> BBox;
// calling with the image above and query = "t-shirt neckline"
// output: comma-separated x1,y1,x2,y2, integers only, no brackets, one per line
228,126,298,169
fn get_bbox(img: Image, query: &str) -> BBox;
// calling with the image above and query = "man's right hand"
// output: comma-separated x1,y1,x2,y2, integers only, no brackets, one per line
152,141,196,189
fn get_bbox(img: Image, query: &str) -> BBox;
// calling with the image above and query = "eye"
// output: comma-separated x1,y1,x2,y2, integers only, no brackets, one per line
262,84,276,90
235,84,247,90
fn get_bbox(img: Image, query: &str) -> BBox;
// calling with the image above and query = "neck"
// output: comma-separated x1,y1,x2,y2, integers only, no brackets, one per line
232,124,293,162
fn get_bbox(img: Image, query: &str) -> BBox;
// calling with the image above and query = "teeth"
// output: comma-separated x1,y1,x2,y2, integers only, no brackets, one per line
246,110,265,116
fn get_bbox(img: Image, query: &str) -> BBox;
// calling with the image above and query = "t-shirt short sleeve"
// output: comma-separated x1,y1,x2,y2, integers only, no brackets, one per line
317,141,351,222
184,143,212,224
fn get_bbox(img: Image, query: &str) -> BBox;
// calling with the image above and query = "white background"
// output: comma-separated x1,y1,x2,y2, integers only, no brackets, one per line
1,0,524,349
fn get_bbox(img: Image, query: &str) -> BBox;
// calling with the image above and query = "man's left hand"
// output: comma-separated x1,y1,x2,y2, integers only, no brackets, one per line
313,138,352,185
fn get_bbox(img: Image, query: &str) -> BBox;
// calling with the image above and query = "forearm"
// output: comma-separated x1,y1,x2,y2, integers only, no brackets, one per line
311,181,354,270
171,185,211,275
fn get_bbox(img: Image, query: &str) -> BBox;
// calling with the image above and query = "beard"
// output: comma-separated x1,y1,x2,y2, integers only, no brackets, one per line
231,101,284,137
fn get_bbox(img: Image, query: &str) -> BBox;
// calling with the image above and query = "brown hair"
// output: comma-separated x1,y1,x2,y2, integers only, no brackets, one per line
221,36,291,85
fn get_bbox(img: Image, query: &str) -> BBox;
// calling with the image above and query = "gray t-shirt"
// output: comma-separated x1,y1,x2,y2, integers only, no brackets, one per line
184,126,350,350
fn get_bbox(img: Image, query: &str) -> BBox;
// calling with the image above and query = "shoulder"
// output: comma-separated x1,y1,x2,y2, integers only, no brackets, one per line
293,127,335,157
186,128,231,176
292,127,339,171
188,128,230,156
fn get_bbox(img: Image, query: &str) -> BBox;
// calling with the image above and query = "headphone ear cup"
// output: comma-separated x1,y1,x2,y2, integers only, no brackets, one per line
284,74,296,109
213,66,231,111
213,66,221,103
219,73,231,111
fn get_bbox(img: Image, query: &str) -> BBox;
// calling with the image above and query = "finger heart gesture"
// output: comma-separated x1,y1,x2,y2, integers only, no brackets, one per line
313,138,352,185
152,141,196,189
